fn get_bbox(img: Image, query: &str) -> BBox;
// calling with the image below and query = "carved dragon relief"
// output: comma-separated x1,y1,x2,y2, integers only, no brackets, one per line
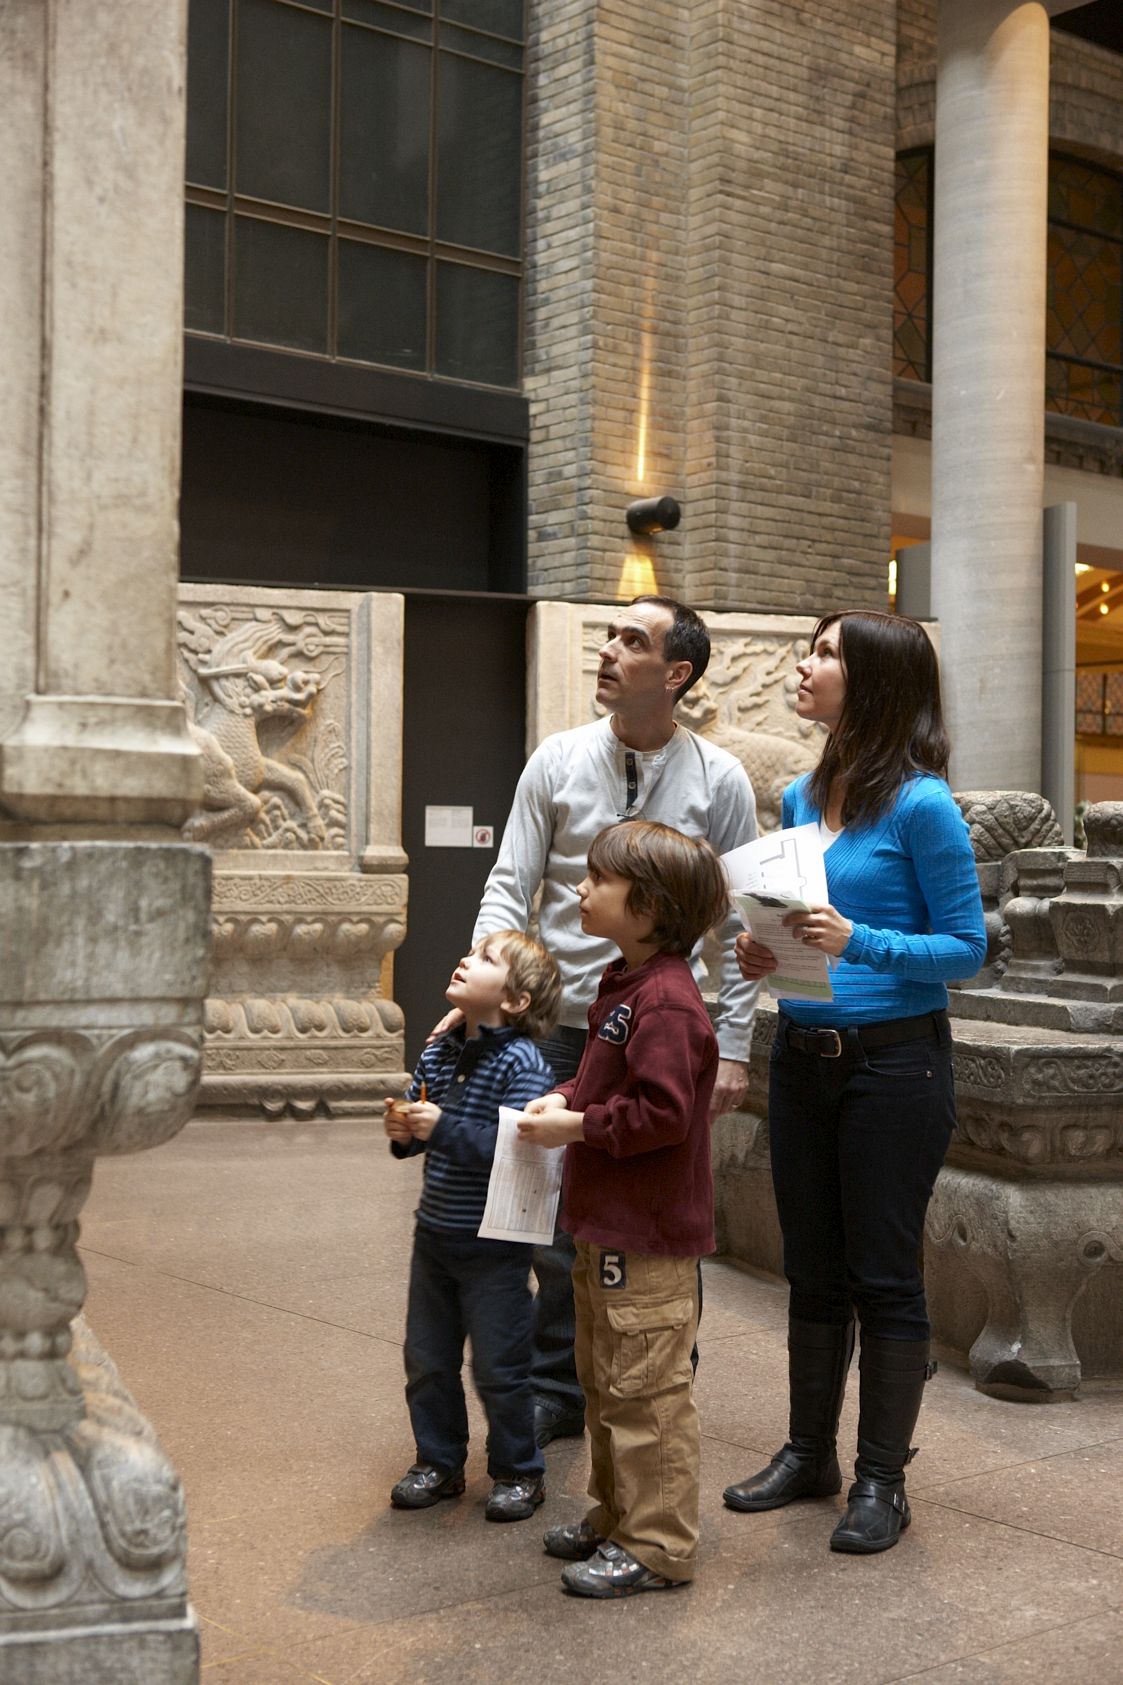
177,605,350,850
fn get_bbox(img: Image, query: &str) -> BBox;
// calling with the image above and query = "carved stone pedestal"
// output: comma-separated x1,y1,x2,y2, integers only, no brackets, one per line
0,843,210,1680
927,1163,1122,1400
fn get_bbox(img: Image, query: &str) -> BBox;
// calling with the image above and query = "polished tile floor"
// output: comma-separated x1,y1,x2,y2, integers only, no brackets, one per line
81,1119,1123,1685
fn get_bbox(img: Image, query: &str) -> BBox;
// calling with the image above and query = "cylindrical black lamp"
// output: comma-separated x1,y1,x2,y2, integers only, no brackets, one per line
625,495,681,536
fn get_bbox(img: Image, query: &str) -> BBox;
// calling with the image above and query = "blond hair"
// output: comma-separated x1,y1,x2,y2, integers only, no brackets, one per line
478,930,562,1039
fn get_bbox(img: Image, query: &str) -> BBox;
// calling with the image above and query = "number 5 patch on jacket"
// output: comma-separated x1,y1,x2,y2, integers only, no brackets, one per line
597,1004,633,1045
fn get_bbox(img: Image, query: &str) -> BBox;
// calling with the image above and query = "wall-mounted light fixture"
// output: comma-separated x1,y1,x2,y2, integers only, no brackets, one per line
625,495,681,536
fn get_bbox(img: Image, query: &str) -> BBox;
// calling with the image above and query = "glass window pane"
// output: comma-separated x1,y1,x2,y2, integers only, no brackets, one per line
185,204,227,334
435,262,518,386
441,0,523,41
236,0,332,211
439,22,522,68
186,0,230,188
436,54,522,255
337,241,428,368
340,26,431,232
343,0,431,39
233,217,328,352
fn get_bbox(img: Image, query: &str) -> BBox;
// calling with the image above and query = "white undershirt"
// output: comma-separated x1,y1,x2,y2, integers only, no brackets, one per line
819,817,844,852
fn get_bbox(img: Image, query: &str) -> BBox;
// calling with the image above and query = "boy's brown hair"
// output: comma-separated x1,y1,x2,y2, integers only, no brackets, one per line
586,821,729,956
482,930,562,1039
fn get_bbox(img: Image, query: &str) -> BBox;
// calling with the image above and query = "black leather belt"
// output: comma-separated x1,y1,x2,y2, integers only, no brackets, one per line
783,1010,947,1060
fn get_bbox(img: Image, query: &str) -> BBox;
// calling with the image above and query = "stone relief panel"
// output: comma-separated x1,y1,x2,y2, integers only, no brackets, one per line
178,598,351,852
528,604,824,831
178,587,408,1119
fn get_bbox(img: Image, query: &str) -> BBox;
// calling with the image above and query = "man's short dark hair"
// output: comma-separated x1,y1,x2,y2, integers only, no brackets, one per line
586,820,729,956
629,595,710,702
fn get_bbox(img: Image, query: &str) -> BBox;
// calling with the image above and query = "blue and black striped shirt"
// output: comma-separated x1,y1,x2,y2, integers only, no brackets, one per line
391,1024,556,1234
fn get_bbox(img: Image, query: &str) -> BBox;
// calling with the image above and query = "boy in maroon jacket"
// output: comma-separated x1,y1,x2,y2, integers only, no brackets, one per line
516,819,729,1597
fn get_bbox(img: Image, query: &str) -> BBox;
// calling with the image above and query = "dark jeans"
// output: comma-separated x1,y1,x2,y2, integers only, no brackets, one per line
404,1223,543,1480
768,1013,956,1342
529,1026,588,1411
529,1024,703,1410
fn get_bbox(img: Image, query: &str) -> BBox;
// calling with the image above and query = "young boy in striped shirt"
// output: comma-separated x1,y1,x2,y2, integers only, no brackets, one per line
384,931,561,1523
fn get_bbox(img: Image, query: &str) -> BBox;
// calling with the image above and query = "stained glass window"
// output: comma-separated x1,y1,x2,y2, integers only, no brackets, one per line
892,149,1123,427
893,150,931,382
1046,156,1123,426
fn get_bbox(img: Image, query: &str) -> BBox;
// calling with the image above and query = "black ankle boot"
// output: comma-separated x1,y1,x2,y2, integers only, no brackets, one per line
724,1319,855,1512
829,1333,936,1554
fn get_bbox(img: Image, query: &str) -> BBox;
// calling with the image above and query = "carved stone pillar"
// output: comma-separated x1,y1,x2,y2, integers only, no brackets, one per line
0,1,206,1676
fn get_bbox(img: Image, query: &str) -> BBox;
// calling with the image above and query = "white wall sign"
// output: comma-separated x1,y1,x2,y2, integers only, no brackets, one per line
424,805,474,848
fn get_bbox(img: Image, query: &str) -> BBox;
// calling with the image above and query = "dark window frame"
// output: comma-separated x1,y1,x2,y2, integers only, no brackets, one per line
184,0,527,397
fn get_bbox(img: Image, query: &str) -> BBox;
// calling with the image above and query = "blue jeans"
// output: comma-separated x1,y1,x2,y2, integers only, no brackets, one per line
404,1223,543,1479
529,1026,588,1411
768,1013,956,1341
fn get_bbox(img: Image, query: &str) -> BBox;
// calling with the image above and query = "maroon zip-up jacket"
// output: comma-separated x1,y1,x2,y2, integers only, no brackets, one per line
556,951,719,1258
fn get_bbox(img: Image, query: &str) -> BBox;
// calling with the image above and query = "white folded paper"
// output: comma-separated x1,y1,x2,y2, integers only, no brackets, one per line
721,824,834,1002
478,1105,564,1245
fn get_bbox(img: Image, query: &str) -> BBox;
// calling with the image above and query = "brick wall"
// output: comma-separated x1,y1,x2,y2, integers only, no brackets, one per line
524,0,897,615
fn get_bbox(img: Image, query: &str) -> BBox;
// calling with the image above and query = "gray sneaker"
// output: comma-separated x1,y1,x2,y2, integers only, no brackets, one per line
560,1542,688,1598
484,1475,546,1523
543,1518,604,1560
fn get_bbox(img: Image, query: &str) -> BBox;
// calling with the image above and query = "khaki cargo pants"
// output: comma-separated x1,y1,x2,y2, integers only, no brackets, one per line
572,1241,700,1582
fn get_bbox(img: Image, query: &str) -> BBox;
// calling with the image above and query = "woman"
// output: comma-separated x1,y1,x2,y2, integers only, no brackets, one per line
723,611,985,1554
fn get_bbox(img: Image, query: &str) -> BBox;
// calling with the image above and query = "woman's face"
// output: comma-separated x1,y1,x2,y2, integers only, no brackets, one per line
795,621,847,731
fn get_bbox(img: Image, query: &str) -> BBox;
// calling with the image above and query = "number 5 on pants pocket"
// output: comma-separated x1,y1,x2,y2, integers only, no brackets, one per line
599,1250,627,1289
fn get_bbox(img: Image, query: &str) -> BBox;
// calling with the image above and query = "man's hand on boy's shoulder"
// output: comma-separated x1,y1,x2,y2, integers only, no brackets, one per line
426,1006,464,1043
516,1106,585,1148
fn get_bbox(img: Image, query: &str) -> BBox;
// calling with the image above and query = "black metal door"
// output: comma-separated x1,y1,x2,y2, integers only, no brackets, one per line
394,594,529,1068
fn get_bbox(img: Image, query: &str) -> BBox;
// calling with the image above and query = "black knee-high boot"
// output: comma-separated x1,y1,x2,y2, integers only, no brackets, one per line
723,1319,855,1512
829,1332,936,1554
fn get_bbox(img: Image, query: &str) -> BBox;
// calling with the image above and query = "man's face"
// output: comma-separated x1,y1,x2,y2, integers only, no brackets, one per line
595,603,681,713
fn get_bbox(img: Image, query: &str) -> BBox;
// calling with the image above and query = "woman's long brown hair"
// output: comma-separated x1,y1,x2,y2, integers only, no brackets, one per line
807,611,951,827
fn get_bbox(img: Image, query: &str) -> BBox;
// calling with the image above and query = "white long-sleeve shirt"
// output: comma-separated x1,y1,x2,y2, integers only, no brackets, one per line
473,715,759,1060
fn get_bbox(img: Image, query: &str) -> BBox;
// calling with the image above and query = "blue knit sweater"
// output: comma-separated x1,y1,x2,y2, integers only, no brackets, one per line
391,1024,555,1233
781,773,986,1027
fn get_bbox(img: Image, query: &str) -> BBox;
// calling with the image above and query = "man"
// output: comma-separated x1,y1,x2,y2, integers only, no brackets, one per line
447,596,758,1445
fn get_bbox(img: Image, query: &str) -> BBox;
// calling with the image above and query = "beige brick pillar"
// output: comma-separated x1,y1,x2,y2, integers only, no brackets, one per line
524,1,897,612
930,0,1050,788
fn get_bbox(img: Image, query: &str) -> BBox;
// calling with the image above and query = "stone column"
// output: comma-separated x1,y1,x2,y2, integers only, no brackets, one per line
930,0,1051,789
0,2,205,1678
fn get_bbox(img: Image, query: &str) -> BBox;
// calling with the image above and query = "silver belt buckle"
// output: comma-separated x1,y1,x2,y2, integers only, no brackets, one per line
820,1030,843,1058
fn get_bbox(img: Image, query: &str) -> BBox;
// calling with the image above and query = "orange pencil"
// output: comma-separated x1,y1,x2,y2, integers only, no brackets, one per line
420,1081,428,1103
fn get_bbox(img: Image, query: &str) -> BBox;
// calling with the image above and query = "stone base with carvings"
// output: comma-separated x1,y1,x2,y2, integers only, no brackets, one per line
0,1318,198,1685
0,841,210,1679
714,1000,1123,1401
199,866,409,1119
